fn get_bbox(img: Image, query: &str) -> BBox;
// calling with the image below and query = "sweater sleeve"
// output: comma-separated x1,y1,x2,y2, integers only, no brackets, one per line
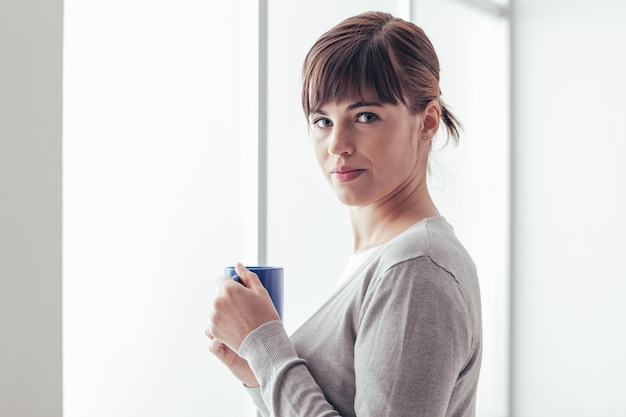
238,321,341,416
353,257,474,417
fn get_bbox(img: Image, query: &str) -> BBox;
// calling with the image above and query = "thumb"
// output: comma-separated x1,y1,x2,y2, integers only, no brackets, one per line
234,263,263,290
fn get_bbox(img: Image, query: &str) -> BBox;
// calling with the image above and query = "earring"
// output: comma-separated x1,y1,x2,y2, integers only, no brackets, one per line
422,137,430,142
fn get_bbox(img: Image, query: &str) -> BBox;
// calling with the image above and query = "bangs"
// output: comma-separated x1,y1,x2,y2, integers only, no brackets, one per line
302,35,406,116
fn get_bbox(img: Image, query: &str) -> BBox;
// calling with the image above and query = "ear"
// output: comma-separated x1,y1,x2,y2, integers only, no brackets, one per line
419,100,441,139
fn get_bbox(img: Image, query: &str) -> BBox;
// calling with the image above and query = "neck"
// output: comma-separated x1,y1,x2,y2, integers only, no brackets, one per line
349,179,439,253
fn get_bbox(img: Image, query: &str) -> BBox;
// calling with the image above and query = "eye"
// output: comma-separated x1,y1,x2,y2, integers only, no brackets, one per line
311,117,333,129
357,112,378,123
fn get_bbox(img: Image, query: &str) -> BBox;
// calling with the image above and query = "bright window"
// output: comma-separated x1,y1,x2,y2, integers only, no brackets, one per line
63,1,258,415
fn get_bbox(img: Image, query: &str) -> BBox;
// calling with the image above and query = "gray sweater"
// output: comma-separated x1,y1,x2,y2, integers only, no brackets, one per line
239,216,482,417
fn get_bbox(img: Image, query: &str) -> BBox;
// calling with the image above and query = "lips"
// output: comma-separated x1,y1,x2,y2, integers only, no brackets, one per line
331,166,365,183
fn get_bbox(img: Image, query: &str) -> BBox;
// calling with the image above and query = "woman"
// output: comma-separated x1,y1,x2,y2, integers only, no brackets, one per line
207,11,482,417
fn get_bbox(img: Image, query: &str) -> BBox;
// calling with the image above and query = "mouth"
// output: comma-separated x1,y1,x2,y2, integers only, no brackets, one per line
331,166,365,183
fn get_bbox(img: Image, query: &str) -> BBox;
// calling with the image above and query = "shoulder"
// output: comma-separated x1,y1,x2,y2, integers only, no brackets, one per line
379,216,476,279
362,216,480,315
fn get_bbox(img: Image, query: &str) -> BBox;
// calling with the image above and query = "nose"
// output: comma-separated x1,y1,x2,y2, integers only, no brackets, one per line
328,123,354,156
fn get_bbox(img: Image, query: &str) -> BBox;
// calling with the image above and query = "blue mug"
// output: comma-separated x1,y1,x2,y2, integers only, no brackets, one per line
224,266,284,319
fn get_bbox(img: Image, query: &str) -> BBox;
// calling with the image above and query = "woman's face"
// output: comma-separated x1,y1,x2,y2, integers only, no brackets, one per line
308,95,432,208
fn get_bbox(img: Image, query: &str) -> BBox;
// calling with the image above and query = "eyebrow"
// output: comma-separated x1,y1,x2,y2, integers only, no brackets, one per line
311,101,383,115
346,101,383,111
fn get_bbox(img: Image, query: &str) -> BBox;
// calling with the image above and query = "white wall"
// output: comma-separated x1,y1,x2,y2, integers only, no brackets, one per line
0,0,63,416
512,0,626,415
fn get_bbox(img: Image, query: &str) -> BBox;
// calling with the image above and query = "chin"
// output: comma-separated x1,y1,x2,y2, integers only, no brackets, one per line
335,193,366,207
330,184,376,207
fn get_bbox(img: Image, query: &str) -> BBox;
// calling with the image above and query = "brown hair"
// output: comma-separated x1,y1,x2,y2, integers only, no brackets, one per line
302,11,460,143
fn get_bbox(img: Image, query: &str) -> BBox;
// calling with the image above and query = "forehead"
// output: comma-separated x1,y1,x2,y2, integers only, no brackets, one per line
304,58,405,116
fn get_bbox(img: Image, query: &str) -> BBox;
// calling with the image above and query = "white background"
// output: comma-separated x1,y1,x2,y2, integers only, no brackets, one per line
512,0,626,415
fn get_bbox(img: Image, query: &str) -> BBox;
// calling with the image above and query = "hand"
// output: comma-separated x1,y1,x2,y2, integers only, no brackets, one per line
207,262,280,355
206,330,259,388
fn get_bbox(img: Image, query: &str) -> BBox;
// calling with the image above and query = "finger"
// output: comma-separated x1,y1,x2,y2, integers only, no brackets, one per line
204,324,214,339
208,337,224,356
235,263,262,289
216,274,236,291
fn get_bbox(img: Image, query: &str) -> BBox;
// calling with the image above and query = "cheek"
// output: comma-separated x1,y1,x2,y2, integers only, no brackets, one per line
312,141,329,171
381,135,418,165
